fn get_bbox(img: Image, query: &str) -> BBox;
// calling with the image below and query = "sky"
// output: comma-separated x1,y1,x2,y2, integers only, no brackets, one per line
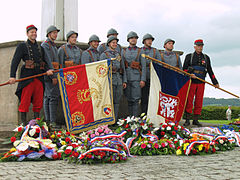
0,0,239,99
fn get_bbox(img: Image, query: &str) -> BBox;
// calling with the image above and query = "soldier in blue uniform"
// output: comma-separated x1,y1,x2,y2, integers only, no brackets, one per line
100,36,127,119
58,31,82,67
81,35,101,64
41,25,61,128
122,31,146,117
98,28,122,54
140,33,161,114
159,39,182,69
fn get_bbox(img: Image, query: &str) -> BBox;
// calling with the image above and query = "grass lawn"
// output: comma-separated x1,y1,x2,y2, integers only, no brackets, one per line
199,120,231,124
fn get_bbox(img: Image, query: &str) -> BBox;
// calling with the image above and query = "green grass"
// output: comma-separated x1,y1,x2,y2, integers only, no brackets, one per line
199,120,231,124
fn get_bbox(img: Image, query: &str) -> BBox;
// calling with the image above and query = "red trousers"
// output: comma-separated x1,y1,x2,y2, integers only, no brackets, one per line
18,78,43,113
185,83,205,115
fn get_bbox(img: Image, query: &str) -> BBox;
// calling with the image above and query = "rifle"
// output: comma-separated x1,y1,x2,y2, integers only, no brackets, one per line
142,54,239,98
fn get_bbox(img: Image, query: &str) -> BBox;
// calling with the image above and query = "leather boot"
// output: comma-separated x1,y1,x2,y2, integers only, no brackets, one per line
192,114,202,127
34,112,40,119
183,112,191,126
20,112,27,126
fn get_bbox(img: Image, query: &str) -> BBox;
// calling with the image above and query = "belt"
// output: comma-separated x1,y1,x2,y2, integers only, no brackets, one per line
193,70,205,75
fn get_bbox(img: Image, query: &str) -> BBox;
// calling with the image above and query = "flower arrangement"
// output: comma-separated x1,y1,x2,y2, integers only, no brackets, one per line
50,130,77,148
214,137,235,151
130,137,176,156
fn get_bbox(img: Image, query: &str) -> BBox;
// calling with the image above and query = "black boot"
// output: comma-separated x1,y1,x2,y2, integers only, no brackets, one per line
34,112,40,119
183,112,191,126
192,114,202,127
20,112,27,126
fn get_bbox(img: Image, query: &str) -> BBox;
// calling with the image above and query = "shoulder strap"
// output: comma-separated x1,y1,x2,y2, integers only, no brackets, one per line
190,53,194,66
175,53,179,68
123,48,127,59
118,44,122,53
87,50,94,62
47,41,55,61
62,45,69,60
104,52,110,58
135,48,141,61
102,43,107,51
153,48,156,58
160,52,165,62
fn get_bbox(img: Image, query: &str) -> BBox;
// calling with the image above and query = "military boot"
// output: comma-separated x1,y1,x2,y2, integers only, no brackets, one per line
183,112,191,126
20,112,27,126
192,114,202,127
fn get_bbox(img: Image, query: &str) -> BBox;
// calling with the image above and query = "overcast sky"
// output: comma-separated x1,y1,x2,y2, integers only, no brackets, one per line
0,0,239,99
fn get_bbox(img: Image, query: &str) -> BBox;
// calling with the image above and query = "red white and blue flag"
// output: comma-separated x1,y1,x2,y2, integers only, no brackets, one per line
147,62,191,126
58,60,115,134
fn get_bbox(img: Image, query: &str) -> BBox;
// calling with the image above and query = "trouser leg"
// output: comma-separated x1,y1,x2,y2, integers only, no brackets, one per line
141,79,150,114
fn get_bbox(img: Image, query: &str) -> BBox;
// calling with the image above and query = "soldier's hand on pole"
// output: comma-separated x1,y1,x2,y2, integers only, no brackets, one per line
123,83,127,89
140,81,145,88
46,70,54,76
215,84,220,88
52,78,58,85
8,78,16,84
190,74,197,79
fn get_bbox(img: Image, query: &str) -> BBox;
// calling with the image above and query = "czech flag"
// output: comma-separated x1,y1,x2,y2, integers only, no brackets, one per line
58,60,115,134
147,62,191,126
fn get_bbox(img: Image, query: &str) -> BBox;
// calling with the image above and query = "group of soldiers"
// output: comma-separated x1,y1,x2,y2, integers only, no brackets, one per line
9,25,219,128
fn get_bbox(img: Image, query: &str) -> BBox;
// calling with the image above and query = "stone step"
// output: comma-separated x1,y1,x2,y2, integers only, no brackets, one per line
0,148,10,154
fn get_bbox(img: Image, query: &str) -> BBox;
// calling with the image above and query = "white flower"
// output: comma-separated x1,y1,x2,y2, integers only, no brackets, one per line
153,128,159,132
142,115,147,120
126,117,132,123
169,122,175,126
178,125,181,129
131,124,138,131
66,146,73,150
29,128,36,137
117,119,125,126
142,124,148,130
57,150,64,153
219,139,224,144
166,126,171,131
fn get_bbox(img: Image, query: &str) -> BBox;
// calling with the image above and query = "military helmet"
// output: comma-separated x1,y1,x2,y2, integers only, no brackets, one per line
164,38,175,47
88,34,101,44
46,25,60,37
107,36,119,45
142,33,155,44
127,31,139,42
66,30,78,41
107,28,118,37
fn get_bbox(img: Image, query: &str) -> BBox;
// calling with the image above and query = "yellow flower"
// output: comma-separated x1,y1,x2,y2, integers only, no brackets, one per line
51,134,55,139
176,149,182,155
61,141,66,145
9,148,16,153
198,144,203,151
183,143,189,150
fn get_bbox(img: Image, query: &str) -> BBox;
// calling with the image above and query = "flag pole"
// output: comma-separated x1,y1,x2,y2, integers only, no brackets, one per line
142,54,239,99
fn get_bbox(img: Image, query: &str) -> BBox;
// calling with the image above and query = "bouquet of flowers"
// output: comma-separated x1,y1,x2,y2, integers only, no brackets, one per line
130,137,176,156
50,130,77,148
116,114,154,140
214,137,235,151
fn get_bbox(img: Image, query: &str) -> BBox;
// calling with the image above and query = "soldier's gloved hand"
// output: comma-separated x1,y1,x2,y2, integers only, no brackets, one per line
123,83,127,89
215,84,220,88
52,78,58,85
190,74,197,79
140,81,145,88
9,78,16,84
46,70,54,76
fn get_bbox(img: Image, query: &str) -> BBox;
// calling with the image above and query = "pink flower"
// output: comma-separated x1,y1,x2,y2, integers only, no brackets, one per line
98,128,103,133
95,132,99,136
90,134,95,138
154,143,159,149
141,143,146,149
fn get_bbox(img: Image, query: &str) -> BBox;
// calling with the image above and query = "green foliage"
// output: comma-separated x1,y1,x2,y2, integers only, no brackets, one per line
203,98,240,107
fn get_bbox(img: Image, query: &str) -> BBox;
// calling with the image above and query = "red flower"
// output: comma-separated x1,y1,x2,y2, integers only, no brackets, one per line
140,123,144,126
57,134,61,138
72,144,79,148
177,146,181,150
57,152,62,159
160,131,165,136
17,127,23,132
36,128,40,133
192,149,197,155
141,143,146,149
154,143,159,149
66,132,71,136
86,154,92,158
52,154,58,160
65,137,70,142
174,126,178,131
212,148,216,153
43,137,47,139
125,124,129,128
162,125,167,129
36,118,40,120
10,137,16,142
148,141,153,144
205,148,208,153
73,152,79,158
127,129,131,132
64,149,72,155
172,131,176,136
58,131,62,134
87,138,90,141
161,143,165,148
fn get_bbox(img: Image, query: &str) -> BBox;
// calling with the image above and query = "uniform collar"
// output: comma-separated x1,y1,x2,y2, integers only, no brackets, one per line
164,50,174,56
46,38,56,46
128,46,137,50
88,46,98,53
194,51,203,56
67,43,77,49
27,39,37,45
143,46,152,50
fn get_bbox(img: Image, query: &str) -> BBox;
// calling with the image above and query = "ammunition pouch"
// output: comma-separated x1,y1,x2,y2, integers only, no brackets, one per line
65,60,74,67
52,62,60,69
130,61,142,74
25,60,45,70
